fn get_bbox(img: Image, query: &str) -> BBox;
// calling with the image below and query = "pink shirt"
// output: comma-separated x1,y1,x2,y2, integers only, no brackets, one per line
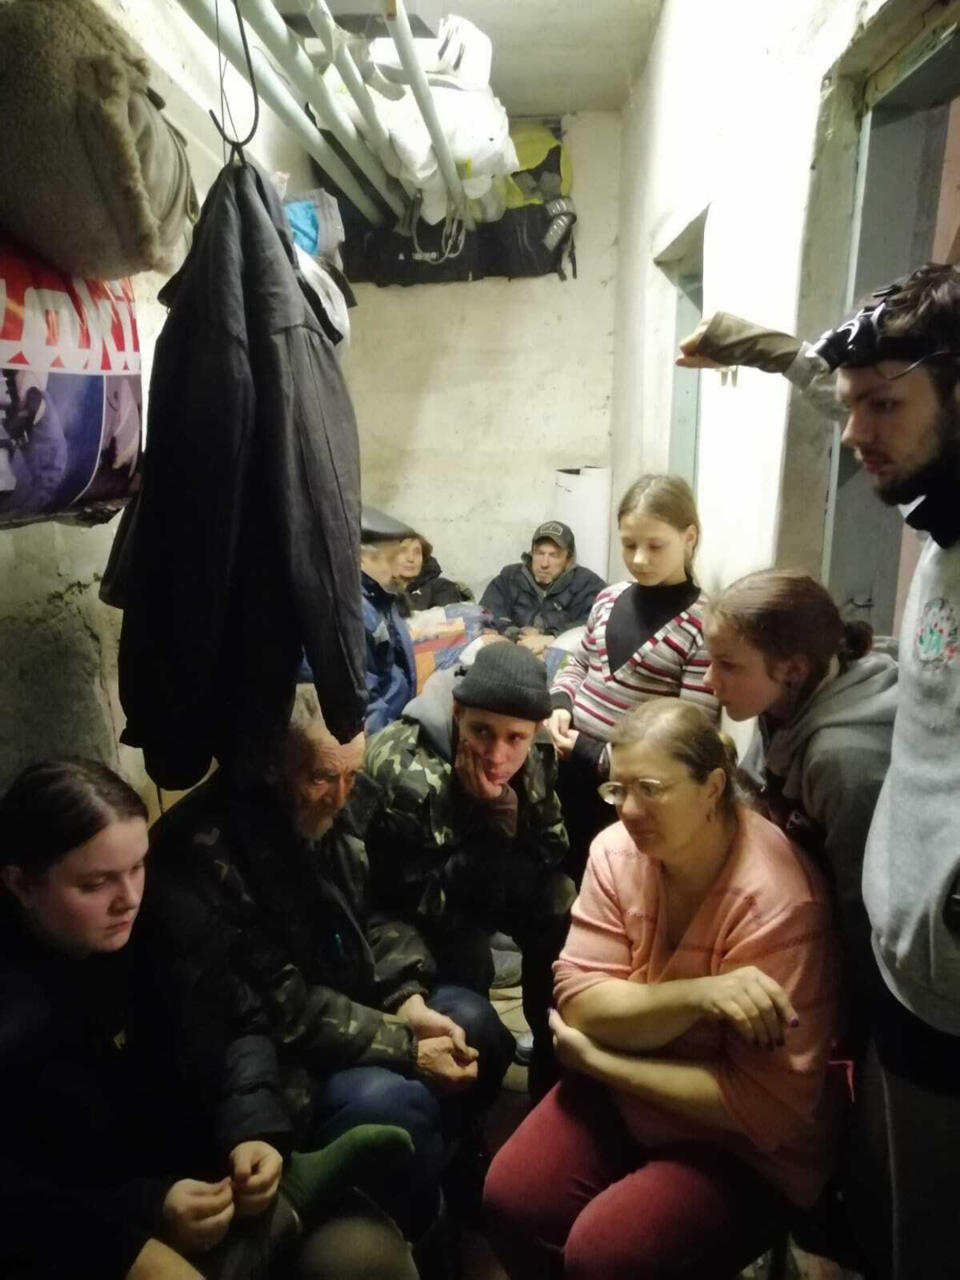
555,807,838,1207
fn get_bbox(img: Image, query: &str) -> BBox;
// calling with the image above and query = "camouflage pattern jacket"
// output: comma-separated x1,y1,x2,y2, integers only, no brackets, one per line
364,670,569,932
142,773,435,1127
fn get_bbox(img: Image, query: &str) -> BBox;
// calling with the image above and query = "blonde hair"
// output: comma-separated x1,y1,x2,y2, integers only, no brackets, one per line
617,474,701,572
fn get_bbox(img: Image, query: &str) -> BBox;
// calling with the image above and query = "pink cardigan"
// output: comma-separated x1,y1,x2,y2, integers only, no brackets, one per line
555,807,838,1207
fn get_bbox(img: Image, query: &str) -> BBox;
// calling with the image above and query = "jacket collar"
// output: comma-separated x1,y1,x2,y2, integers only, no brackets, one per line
903,464,960,548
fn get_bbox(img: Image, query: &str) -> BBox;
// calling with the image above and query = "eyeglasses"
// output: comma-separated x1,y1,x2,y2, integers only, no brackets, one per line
597,778,677,806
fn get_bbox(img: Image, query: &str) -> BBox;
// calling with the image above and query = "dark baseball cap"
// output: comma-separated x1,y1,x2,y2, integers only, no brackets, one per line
531,520,575,553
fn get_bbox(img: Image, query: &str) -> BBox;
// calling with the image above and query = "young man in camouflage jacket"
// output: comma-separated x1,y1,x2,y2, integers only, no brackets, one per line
141,685,514,1242
365,641,577,1098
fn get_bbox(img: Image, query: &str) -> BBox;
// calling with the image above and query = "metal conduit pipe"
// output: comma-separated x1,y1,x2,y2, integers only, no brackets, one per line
299,0,396,163
175,0,386,225
238,0,407,218
384,0,474,229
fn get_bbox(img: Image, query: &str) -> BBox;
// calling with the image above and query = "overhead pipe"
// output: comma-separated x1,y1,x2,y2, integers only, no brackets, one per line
383,0,474,229
175,0,387,225
299,0,398,166
237,0,407,218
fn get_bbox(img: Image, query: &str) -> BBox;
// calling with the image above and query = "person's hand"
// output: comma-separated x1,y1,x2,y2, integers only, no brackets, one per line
518,632,551,656
415,1034,479,1095
229,1141,283,1218
161,1178,234,1255
397,993,471,1056
549,1008,595,1074
692,966,799,1049
676,318,725,369
455,736,504,802
127,1238,205,1279
547,709,579,758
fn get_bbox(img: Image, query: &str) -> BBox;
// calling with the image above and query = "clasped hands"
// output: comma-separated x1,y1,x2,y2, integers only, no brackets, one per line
398,992,479,1095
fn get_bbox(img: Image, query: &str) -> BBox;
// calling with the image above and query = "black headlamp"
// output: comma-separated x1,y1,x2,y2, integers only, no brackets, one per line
811,280,959,375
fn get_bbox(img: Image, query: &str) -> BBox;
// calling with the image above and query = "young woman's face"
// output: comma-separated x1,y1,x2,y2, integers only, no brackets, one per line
4,818,149,956
618,512,695,587
704,618,791,720
396,538,424,583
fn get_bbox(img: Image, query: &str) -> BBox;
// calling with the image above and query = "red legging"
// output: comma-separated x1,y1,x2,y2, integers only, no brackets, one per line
483,1075,790,1279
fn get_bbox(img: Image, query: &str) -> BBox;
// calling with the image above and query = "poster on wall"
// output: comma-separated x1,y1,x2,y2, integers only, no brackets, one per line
0,237,142,529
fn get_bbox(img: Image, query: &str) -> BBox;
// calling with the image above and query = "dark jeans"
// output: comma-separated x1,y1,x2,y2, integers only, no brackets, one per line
556,754,612,884
428,874,575,1100
306,984,512,1236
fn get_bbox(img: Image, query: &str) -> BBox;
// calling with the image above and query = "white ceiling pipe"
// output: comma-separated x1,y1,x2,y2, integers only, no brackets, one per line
383,0,474,229
238,0,407,218
175,0,386,225
299,0,396,163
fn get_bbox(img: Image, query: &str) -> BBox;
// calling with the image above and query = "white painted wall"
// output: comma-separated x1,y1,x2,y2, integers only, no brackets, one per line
346,110,621,597
611,0,898,599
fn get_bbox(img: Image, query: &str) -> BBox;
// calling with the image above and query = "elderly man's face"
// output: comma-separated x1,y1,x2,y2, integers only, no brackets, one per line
530,539,570,586
362,540,405,593
284,722,361,839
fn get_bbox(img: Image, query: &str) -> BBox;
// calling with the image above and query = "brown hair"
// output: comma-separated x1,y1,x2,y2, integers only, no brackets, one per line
878,263,960,403
711,569,872,692
610,700,739,817
0,759,147,879
616,474,701,572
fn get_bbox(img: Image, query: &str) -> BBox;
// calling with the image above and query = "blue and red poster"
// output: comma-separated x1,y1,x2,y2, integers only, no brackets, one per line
0,238,142,528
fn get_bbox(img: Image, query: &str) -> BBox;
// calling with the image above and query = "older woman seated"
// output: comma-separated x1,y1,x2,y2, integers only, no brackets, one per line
484,700,838,1279
395,532,473,611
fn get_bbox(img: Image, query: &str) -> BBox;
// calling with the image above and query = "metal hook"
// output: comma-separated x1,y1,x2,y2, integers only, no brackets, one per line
209,0,260,162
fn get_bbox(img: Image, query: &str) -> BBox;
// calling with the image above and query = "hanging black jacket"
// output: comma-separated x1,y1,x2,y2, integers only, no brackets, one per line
110,161,365,789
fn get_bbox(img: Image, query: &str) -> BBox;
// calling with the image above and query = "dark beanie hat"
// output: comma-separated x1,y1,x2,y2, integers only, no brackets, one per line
453,642,552,722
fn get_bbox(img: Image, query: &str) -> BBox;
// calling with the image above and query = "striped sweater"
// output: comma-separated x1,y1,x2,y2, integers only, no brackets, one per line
551,583,718,757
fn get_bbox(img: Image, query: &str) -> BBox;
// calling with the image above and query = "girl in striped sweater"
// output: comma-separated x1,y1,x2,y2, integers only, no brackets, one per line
548,474,718,873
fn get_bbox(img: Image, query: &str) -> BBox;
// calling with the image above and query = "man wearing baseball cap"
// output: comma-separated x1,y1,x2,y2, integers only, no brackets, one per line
480,521,606,656
364,641,575,1109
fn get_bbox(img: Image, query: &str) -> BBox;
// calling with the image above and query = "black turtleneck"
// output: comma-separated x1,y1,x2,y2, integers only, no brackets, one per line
605,577,701,672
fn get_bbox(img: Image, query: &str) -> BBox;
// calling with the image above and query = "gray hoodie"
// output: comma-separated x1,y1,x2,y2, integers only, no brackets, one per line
743,653,898,952
863,537,960,1034
401,666,460,761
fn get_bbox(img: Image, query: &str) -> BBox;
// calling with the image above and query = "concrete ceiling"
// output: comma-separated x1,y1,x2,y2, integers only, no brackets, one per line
276,0,663,117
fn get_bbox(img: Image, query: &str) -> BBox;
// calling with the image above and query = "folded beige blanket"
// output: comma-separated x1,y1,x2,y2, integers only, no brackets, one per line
0,0,197,277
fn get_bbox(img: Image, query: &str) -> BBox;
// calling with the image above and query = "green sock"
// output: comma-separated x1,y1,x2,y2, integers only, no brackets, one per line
281,1124,415,1224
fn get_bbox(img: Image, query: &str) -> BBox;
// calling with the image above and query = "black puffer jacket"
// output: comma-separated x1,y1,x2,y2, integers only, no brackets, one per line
480,554,605,635
0,904,289,1278
404,556,473,611
142,773,436,1140
111,160,365,789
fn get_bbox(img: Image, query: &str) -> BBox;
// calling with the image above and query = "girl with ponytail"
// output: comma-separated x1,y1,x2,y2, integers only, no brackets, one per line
704,569,897,1002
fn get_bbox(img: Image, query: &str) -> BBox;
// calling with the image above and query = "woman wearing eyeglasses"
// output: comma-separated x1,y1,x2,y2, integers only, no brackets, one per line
484,700,838,1280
